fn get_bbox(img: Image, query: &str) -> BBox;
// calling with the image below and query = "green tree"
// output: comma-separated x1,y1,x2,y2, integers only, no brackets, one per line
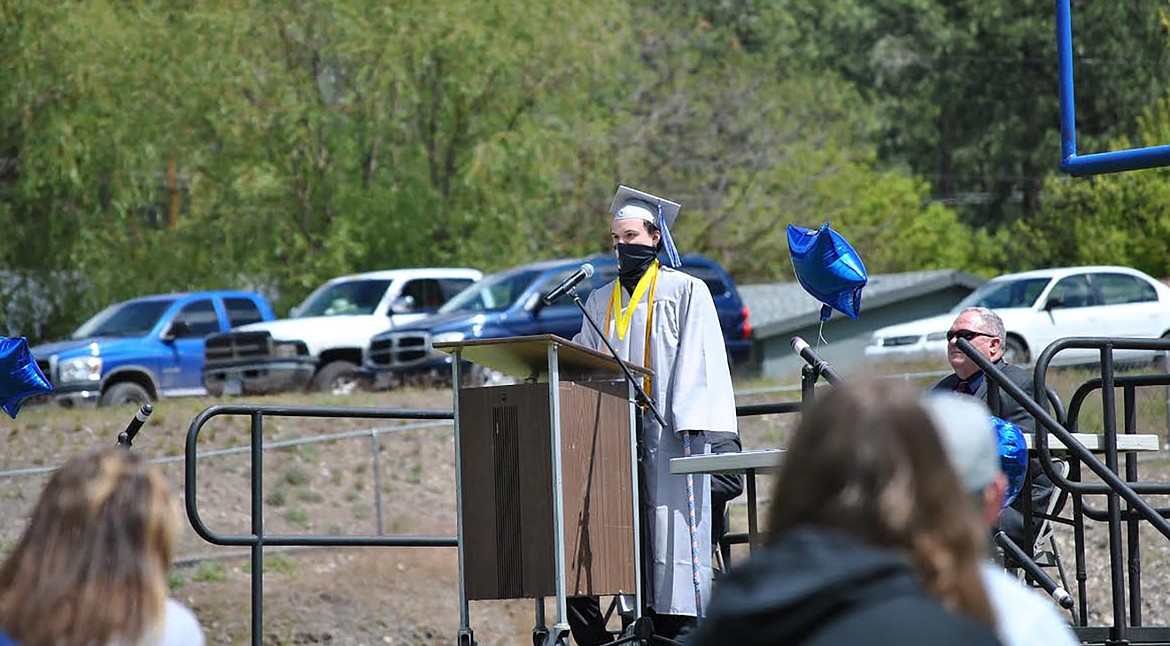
1,0,633,332
562,4,971,282
1017,91,1170,279
769,0,1170,228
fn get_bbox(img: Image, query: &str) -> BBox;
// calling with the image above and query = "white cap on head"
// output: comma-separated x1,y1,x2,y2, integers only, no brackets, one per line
609,185,681,229
922,392,1000,493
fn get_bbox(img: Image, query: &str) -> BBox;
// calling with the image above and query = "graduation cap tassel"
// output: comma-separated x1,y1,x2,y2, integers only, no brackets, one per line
682,431,703,615
657,199,682,268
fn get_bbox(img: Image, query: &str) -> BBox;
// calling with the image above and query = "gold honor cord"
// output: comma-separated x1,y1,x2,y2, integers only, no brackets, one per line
605,261,660,405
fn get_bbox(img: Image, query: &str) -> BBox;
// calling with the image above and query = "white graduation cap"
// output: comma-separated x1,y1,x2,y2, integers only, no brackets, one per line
608,185,682,266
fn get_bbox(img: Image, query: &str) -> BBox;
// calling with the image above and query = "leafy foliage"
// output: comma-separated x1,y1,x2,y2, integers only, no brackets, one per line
1015,90,1170,278
3,0,1169,341
772,0,1170,227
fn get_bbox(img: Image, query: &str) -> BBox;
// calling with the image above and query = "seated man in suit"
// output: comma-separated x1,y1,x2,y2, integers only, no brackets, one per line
932,306,1053,548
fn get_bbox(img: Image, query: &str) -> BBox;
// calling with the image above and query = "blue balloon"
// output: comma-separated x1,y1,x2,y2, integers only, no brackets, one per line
991,416,1029,508
0,336,53,419
787,223,868,320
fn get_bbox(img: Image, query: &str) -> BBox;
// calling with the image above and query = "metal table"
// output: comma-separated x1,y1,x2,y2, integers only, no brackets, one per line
669,449,785,550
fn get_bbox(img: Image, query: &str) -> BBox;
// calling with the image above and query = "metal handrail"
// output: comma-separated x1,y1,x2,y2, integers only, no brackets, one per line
185,404,459,646
959,337,1170,541
1027,336,1170,640
182,400,803,646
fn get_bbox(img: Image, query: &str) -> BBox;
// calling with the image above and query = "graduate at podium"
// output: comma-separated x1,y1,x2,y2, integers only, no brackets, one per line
568,185,739,643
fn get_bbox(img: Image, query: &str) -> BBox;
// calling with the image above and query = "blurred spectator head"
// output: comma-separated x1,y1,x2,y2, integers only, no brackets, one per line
0,447,181,645
923,392,1009,527
767,379,994,625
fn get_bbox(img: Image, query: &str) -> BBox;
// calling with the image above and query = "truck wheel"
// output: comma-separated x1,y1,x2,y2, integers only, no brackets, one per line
311,361,360,395
99,382,152,407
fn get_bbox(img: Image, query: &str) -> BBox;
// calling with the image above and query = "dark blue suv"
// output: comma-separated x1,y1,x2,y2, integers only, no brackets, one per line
361,253,750,386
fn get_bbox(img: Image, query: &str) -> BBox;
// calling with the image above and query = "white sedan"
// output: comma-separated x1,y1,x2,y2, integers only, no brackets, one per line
864,265,1170,366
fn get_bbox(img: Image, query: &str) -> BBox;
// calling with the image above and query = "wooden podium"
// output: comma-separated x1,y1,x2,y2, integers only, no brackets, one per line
434,335,647,645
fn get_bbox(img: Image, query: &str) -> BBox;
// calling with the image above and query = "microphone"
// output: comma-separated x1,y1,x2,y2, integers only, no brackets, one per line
790,336,843,385
117,404,153,448
542,263,595,306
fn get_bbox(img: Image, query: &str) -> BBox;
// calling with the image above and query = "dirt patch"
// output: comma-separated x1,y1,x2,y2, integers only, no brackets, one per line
3,381,1170,642
1,389,540,645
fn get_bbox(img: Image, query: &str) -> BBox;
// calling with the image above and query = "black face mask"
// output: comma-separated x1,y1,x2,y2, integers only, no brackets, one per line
615,243,658,293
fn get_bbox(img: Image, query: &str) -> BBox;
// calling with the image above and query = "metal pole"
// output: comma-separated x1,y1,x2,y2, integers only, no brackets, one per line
1071,457,1089,625
1100,347,1127,641
372,432,385,535
1124,385,1141,626
746,469,758,551
547,343,570,643
452,350,474,645
1164,349,1170,450
627,380,643,620
533,599,546,642
1055,0,1077,163
800,365,815,405
251,411,264,646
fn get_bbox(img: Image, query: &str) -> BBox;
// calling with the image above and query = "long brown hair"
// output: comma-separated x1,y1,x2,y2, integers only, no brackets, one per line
767,379,996,627
0,447,181,645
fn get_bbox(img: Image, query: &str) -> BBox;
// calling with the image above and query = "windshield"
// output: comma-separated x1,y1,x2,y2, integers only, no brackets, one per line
439,269,542,313
953,277,1051,311
72,299,175,339
298,279,392,317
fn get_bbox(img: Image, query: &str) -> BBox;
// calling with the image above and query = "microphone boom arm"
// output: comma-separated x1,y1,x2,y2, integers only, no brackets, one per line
790,336,844,385
569,289,668,430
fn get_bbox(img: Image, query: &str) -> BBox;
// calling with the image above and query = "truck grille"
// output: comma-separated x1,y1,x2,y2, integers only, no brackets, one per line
367,333,430,368
205,331,275,363
35,359,53,384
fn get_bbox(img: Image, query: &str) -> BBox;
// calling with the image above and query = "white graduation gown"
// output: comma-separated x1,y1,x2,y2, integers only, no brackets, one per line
573,266,738,617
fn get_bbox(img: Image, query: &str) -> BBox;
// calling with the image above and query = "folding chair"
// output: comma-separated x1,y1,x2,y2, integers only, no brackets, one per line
1022,458,1074,619
712,509,732,578
996,456,1075,616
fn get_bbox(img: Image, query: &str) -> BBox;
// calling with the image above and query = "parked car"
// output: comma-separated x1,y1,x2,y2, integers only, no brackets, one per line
864,265,1170,365
361,254,751,386
202,267,482,396
31,291,276,406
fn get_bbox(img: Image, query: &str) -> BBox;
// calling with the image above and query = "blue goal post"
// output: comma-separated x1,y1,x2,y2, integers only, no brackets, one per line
1057,0,1170,176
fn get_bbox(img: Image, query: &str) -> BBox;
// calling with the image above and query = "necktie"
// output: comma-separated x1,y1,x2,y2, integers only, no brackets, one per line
955,380,973,395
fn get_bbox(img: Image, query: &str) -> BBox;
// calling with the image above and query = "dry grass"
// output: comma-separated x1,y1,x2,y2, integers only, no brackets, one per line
0,389,538,645
3,362,1170,642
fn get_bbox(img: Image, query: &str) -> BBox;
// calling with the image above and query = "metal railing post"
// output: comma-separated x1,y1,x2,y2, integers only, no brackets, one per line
250,411,264,646
372,432,385,535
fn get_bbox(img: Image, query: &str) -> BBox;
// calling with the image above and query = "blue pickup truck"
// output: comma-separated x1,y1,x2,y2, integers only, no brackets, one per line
361,254,751,386
31,291,275,406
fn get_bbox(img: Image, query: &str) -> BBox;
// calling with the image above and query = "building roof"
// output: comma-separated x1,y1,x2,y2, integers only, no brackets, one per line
741,269,985,339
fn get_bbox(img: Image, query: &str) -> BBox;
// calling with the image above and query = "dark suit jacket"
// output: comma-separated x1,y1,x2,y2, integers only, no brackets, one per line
934,361,1054,537
710,435,744,545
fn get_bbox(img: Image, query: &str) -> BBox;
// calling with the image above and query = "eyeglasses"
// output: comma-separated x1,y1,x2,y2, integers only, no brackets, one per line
946,329,996,342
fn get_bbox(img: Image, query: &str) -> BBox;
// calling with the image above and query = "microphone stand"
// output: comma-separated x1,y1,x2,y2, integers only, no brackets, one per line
790,336,844,385
994,530,1075,612
564,285,682,634
566,288,667,430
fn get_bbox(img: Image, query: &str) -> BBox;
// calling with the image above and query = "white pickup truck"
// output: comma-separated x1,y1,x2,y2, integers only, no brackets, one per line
202,267,482,395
